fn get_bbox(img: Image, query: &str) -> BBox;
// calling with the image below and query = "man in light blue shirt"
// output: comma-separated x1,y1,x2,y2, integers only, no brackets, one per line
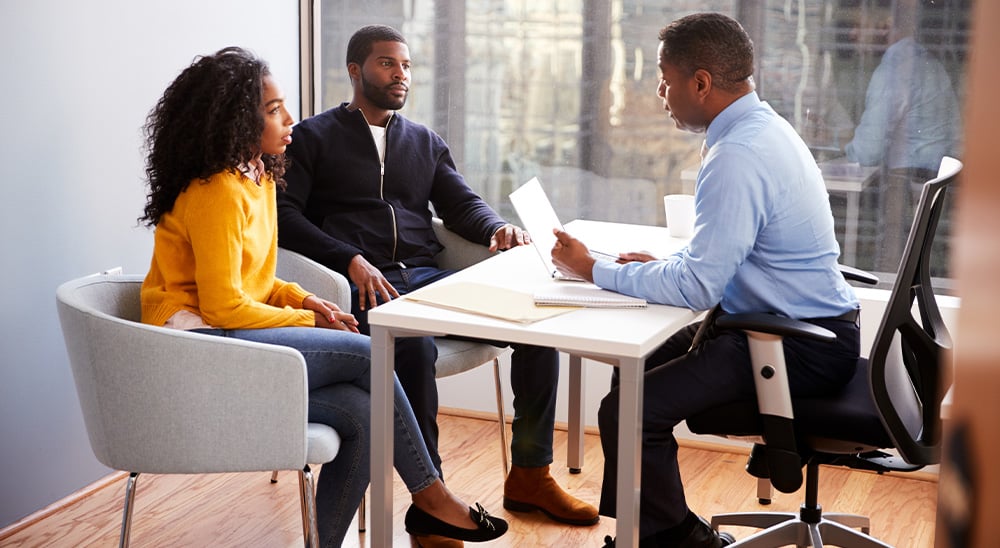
845,37,959,172
844,19,960,272
553,13,861,548
585,87,857,318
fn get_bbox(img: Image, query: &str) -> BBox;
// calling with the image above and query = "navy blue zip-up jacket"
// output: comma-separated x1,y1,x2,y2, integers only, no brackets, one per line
277,104,506,275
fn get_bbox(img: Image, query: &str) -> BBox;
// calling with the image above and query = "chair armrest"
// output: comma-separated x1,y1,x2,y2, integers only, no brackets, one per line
715,313,836,342
277,247,352,311
714,313,835,493
432,217,497,270
116,324,310,473
839,264,879,285
715,314,835,417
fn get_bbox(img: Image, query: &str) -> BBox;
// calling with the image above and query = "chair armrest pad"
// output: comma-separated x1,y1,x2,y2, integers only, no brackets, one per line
839,264,879,285
277,247,352,311
715,313,836,342
432,217,496,270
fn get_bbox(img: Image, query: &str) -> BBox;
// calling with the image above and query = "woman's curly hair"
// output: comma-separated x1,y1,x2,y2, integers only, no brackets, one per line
139,46,287,227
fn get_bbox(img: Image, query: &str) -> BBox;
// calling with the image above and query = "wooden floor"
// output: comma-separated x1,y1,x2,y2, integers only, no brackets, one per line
1,412,937,547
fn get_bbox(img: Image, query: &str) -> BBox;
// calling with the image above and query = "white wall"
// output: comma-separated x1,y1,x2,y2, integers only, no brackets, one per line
438,289,961,450
0,0,299,527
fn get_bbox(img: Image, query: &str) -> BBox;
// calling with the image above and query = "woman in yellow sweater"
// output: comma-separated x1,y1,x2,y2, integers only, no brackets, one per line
138,47,505,548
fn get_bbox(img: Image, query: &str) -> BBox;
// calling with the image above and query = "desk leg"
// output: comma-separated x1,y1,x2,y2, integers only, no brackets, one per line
370,326,395,548
616,356,643,548
567,354,585,473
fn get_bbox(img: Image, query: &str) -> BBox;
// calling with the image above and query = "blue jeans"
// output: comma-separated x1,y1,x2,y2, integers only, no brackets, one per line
351,266,560,472
194,327,438,548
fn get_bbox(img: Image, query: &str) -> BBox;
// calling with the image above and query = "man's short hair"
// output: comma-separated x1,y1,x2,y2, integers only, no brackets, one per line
346,24,407,67
658,13,754,93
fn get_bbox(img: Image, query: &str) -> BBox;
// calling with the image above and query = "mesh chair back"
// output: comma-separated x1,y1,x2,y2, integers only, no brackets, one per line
869,157,961,466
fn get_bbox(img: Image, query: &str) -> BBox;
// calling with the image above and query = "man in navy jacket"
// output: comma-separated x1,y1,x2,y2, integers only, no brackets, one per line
277,24,599,532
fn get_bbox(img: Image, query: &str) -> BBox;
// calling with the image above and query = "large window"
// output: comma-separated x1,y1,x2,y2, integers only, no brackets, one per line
305,0,970,286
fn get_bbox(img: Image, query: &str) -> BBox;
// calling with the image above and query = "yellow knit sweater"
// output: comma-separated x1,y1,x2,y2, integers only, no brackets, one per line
141,170,314,329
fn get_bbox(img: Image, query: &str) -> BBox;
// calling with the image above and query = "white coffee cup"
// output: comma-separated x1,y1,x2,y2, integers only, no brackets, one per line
664,194,695,238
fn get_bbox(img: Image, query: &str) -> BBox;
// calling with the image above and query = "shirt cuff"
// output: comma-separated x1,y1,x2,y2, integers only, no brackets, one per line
592,260,620,291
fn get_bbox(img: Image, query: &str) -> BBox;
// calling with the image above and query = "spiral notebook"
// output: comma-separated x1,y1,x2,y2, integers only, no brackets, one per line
532,283,647,309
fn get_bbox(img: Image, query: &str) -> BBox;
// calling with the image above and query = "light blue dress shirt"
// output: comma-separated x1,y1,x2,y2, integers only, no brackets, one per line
845,37,960,171
593,92,859,319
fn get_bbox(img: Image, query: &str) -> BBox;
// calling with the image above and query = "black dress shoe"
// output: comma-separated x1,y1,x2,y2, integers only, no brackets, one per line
673,515,734,548
601,516,735,547
404,502,508,543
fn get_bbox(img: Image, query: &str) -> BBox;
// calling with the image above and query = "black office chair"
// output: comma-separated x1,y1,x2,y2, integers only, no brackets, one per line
686,156,961,547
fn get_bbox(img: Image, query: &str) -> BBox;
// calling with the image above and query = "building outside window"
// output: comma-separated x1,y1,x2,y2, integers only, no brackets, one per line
305,0,970,288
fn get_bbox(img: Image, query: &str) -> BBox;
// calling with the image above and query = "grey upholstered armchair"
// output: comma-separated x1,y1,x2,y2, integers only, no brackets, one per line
56,272,342,548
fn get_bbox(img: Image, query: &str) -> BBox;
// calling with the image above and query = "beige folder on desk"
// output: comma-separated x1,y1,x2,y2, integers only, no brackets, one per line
404,281,578,324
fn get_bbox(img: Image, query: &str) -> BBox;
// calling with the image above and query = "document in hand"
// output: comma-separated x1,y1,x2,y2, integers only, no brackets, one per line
509,177,617,281
533,283,647,309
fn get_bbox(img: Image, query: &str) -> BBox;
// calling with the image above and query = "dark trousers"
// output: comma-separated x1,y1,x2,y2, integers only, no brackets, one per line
597,315,860,537
351,266,559,476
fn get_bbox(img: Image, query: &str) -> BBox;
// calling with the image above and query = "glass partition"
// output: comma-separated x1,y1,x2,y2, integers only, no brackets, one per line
308,0,970,285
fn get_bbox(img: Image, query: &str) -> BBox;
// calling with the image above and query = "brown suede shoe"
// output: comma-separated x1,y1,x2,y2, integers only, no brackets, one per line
503,464,600,525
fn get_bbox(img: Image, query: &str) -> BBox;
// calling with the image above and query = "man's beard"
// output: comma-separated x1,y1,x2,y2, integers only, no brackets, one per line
362,74,407,110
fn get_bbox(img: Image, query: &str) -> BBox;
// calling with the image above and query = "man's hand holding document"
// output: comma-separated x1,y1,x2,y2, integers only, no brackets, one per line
509,178,621,282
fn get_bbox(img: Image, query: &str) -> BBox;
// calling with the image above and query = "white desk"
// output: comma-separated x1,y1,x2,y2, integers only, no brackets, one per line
368,220,699,548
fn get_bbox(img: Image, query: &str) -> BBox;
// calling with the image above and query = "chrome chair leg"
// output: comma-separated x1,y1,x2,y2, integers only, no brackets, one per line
298,465,319,548
491,357,511,477
297,467,309,544
278,467,367,537
358,492,366,532
815,519,893,547
825,512,872,534
119,472,140,548
271,468,309,541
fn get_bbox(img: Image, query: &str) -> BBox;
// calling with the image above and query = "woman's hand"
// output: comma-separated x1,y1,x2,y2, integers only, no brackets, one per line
303,295,360,333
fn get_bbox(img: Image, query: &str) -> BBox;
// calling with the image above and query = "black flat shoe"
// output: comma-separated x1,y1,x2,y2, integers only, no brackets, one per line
404,502,508,543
